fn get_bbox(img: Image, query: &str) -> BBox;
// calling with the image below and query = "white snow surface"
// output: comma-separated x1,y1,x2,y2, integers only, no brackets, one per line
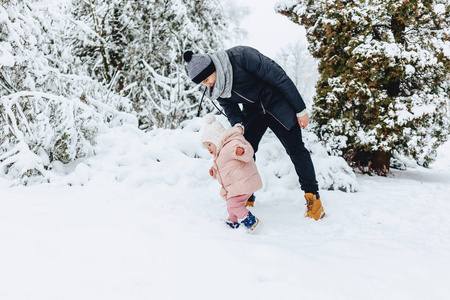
0,43,15,67
1,117,450,299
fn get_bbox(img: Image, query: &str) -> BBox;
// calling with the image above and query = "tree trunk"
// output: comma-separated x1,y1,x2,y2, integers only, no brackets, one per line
348,149,391,176
385,14,405,98
391,14,405,44
370,150,391,175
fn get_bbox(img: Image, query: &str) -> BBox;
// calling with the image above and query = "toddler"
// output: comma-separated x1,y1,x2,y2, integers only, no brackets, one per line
201,114,262,233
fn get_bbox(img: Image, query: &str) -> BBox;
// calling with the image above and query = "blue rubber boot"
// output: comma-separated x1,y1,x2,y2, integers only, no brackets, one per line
240,211,260,234
225,221,240,229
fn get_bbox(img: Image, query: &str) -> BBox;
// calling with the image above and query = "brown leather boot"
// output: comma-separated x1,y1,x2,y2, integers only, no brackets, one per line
305,193,325,220
245,194,255,207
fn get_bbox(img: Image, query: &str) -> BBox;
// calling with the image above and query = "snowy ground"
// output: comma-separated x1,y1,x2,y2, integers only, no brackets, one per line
1,118,450,300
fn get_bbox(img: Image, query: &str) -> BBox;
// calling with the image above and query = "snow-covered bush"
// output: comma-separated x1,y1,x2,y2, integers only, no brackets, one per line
278,0,450,175
0,92,96,183
0,1,136,185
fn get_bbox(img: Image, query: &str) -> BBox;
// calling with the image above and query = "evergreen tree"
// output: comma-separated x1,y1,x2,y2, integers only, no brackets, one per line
70,0,230,129
278,0,450,175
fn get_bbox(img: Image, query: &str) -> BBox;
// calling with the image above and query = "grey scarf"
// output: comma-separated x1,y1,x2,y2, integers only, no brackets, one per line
207,51,233,100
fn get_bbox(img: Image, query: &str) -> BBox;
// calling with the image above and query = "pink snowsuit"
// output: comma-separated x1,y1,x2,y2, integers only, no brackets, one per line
209,128,263,222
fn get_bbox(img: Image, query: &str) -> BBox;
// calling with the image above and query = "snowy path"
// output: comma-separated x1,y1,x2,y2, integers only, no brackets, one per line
1,123,449,300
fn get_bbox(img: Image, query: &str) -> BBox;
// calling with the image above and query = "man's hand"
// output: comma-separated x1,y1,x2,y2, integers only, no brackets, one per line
235,147,245,156
297,113,310,129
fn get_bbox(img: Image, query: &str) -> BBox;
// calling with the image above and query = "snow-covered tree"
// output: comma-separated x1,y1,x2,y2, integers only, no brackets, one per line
70,0,231,129
275,40,319,109
277,0,450,175
221,0,250,46
0,1,135,185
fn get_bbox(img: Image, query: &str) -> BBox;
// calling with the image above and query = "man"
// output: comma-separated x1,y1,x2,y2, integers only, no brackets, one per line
183,46,325,220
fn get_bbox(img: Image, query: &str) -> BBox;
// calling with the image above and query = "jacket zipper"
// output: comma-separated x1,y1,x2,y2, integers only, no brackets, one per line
259,96,289,131
214,158,230,199
232,89,289,131
213,159,226,191
232,89,255,103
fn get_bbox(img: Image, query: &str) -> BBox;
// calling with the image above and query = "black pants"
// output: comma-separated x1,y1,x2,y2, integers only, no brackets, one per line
244,113,319,194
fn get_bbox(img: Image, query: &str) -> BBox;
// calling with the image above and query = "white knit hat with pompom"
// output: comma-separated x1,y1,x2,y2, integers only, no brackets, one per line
201,114,226,150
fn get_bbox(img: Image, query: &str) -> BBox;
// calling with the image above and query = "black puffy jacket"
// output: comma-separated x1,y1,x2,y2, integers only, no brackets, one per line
217,46,306,130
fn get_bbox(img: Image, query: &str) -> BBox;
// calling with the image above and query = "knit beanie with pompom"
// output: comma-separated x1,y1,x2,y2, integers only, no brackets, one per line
183,50,216,84
201,114,226,150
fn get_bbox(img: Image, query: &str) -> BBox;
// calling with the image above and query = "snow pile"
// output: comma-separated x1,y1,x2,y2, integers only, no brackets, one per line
0,92,135,185
7,114,358,193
